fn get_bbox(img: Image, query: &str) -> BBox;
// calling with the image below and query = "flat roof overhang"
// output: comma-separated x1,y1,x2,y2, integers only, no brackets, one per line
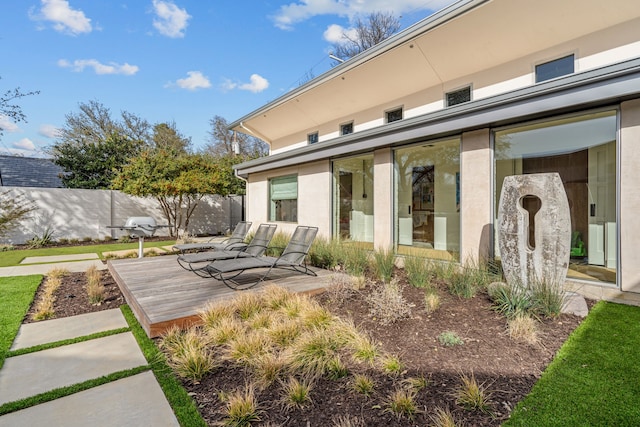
228,0,640,144
235,58,640,178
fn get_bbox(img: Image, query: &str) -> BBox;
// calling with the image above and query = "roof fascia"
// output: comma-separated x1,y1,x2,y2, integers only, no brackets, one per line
227,0,486,131
235,58,640,178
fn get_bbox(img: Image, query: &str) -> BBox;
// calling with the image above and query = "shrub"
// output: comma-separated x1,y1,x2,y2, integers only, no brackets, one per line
325,273,357,304
26,225,55,248
404,255,433,288
490,282,533,319
365,279,411,325
372,247,396,283
438,331,464,347
454,372,492,413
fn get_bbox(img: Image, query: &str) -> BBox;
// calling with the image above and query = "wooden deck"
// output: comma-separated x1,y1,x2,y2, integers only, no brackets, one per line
108,255,335,338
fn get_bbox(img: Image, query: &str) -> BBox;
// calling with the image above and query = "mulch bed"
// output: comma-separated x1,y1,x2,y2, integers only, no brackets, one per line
24,265,589,426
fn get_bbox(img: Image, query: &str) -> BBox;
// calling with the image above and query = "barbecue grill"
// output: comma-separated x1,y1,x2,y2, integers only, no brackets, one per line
107,216,169,258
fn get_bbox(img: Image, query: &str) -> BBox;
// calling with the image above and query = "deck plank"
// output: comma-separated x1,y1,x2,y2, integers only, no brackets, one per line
108,255,334,337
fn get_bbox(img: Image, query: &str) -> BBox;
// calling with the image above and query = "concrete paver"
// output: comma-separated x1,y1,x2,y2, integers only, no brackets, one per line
11,309,128,350
0,260,106,277
0,333,147,405
20,253,99,264
0,371,180,427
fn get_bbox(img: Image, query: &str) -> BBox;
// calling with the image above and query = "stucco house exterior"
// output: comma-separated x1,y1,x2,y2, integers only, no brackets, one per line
230,0,640,301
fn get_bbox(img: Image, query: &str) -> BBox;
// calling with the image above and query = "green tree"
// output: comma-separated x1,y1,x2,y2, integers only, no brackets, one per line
151,122,191,153
0,190,35,241
48,101,149,188
112,149,243,237
51,132,144,189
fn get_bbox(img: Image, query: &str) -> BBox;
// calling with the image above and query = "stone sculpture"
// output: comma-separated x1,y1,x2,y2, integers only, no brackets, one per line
497,173,571,289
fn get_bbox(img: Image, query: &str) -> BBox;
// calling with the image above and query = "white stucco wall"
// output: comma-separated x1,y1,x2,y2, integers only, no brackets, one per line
619,99,640,293
2,187,235,245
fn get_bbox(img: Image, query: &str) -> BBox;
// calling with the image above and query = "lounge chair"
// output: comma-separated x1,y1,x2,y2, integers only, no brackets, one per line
176,223,277,277
172,221,252,253
202,225,318,290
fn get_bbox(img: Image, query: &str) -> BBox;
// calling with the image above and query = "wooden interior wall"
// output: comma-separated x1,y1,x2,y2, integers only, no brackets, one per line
523,150,589,249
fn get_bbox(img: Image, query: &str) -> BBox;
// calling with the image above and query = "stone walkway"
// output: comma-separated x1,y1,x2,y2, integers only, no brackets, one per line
0,308,179,426
0,251,192,425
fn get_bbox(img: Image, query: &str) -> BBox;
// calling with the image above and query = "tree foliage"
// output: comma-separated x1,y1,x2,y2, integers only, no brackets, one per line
204,115,268,158
48,101,152,189
0,76,39,139
51,132,143,189
112,148,245,237
0,190,35,241
151,122,191,153
331,11,401,62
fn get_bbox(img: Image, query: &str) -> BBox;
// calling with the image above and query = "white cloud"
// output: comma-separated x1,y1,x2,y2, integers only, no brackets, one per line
39,124,60,138
172,71,211,91
221,74,270,93
239,74,270,93
152,0,191,38
58,59,139,75
13,138,36,151
272,0,456,29
29,0,92,35
323,23,357,44
0,115,19,133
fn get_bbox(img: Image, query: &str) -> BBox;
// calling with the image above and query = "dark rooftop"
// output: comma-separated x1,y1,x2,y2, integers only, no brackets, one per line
0,155,64,188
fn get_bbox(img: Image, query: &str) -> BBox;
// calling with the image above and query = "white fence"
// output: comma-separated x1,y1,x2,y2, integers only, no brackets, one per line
2,186,243,245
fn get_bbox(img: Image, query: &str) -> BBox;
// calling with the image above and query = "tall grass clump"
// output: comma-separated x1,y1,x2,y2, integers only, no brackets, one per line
280,376,313,410
384,388,418,419
454,371,492,413
507,313,539,344
529,276,565,318
372,247,396,283
403,254,433,288
308,236,344,269
265,231,290,257
448,259,497,298
85,265,105,305
32,270,65,321
161,328,216,382
430,406,459,427
221,385,261,427
342,244,370,277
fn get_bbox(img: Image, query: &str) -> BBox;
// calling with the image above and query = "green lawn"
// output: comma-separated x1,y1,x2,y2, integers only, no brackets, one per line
0,240,176,267
0,275,42,369
505,301,640,426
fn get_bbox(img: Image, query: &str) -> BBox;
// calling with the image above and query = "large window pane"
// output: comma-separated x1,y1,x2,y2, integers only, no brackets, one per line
494,110,617,284
333,155,374,243
395,138,460,260
270,175,297,222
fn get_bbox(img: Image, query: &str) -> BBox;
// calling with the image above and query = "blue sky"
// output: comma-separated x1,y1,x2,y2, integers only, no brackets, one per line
0,0,455,157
